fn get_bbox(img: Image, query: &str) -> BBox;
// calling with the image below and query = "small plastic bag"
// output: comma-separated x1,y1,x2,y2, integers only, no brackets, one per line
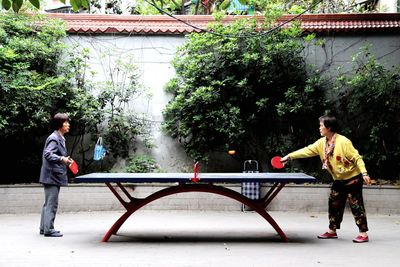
93,137,107,161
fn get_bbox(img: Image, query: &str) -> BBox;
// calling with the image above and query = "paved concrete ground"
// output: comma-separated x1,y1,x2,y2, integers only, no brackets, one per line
1,210,399,267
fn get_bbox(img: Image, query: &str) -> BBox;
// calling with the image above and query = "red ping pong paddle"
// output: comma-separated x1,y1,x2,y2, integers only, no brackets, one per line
69,160,79,175
271,156,285,169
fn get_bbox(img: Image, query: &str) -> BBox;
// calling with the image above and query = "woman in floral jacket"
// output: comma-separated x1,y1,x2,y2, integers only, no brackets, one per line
281,115,371,243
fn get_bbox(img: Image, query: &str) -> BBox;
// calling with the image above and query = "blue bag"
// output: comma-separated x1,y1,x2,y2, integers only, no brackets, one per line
93,137,107,161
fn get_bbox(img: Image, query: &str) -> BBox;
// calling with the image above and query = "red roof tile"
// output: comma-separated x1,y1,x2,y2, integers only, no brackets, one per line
46,13,400,35
287,13,400,33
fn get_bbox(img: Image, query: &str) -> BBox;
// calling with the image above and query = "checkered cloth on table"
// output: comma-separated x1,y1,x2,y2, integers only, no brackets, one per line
241,182,260,200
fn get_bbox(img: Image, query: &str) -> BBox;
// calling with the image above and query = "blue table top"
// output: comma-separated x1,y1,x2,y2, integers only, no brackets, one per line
75,172,316,184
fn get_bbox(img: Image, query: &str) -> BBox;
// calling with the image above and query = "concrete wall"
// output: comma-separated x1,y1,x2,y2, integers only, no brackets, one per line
1,184,399,215
304,34,400,76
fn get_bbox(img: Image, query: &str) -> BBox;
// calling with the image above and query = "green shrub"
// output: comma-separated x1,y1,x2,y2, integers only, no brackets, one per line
333,46,400,180
0,14,153,183
126,155,159,173
163,19,325,168
0,13,102,183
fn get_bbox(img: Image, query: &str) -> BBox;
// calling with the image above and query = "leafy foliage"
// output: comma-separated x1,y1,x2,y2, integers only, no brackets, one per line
0,0,378,14
1,0,89,13
333,46,400,180
253,0,379,15
0,14,69,136
126,154,159,173
101,0,379,15
0,13,152,183
0,13,101,183
0,0,375,15
163,19,325,167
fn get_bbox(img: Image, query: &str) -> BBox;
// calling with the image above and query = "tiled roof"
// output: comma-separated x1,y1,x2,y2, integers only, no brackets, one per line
46,13,400,35
289,13,400,33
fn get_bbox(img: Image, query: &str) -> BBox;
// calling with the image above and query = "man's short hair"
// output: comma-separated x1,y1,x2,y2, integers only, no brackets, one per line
52,113,69,130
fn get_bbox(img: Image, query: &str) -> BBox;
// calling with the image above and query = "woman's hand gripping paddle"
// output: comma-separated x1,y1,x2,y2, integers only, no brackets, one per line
271,156,285,169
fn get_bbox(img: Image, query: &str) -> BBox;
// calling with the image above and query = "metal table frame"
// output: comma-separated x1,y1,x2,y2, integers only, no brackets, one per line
75,172,315,242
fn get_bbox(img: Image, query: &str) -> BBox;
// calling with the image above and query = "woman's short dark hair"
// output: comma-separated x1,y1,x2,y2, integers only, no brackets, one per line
52,113,69,130
319,115,338,133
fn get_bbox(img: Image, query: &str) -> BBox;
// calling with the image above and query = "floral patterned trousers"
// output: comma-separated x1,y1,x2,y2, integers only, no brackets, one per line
328,174,369,232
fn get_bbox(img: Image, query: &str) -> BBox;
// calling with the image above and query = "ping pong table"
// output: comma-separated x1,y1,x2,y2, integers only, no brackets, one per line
75,172,315,242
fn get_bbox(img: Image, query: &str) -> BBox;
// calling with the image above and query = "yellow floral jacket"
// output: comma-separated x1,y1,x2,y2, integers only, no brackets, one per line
288,134,367,181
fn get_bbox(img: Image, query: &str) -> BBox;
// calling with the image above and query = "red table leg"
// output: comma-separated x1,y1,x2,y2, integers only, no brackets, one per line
102,182,288,242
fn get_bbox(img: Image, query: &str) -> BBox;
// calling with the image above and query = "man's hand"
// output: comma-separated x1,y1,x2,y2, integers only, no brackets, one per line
61,156,73,165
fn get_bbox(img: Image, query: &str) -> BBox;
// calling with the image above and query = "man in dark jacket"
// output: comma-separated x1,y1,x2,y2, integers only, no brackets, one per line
39,113,73,237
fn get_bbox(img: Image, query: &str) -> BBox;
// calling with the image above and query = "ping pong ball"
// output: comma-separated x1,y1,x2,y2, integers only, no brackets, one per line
228,150,236,155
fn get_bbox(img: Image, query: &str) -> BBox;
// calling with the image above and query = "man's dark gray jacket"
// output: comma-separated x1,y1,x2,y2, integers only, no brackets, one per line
39,131,68,186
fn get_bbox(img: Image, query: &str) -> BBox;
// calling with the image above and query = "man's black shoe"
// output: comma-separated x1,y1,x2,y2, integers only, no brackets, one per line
44,231,63,237
40,230,60,235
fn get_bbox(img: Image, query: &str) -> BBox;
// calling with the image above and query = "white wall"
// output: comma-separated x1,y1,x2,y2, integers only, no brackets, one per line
304,34,400,75
378,0,398,12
